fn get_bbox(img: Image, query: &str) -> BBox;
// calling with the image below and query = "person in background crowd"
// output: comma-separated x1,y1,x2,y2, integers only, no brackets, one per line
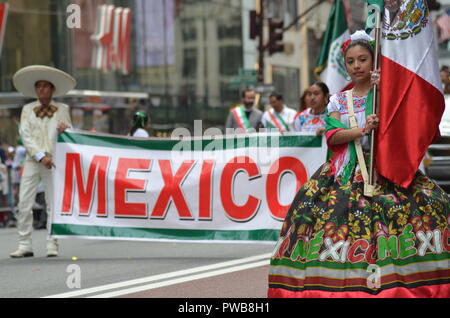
261,93,297,132
294,82,330,136
299,88,312,113
440,65,450,94
0,145,6,165
225,89,263,132
9,65,75,258
129,111,150,138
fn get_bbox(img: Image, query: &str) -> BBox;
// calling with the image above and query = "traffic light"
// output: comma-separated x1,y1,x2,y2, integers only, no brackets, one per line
428,0,441,10
249,10,262,40
268,19,284,55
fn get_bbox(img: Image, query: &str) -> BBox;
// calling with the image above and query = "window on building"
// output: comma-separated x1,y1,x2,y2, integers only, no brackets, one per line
219,46,243,76
220,82,240,106
264,0,297,26
272,65,300,110
217,16,242,40
183,48,197,78
181,19,197,41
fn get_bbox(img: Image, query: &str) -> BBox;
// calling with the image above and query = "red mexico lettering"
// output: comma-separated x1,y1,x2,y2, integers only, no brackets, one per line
151,160,196,220
444,227,450,252
62,153,110,216
114,158,152,218
199,160,215,221
220,156,261,222
347,239,369,263
266,157,307,220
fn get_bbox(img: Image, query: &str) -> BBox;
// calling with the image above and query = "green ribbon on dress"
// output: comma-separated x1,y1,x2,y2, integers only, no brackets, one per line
324,89,374,184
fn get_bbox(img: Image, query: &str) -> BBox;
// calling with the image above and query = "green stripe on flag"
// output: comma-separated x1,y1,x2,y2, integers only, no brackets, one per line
314,0,348,78
51,223,280,242
58,131,323,150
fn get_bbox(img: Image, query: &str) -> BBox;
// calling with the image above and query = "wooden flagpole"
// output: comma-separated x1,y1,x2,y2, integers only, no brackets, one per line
368,5,382,190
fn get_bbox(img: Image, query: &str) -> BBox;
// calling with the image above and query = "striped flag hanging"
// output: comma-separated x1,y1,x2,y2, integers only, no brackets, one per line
313,0,351,95
377,0,445,188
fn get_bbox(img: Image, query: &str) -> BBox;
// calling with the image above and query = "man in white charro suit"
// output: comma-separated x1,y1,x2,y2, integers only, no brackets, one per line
10,65,76,258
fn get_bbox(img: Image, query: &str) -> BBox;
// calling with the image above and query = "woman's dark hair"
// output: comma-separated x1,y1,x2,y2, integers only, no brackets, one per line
269,92,283,101
344,39,374,60
130,111,149,136
241,88,255,98
311,82,330,97
299,89,309,112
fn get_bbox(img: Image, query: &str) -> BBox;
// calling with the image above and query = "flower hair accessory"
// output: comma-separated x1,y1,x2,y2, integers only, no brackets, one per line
341,39,352,55
341,30,375,55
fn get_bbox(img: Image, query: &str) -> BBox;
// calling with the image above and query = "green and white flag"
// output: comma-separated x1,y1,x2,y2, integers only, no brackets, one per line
362,0,384,34
314,0,351,94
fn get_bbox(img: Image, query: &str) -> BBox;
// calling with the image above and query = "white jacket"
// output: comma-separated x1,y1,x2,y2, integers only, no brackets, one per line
19,100,72,162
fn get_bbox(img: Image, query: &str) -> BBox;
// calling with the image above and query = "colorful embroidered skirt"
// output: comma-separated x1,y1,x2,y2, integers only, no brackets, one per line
268,161,450,298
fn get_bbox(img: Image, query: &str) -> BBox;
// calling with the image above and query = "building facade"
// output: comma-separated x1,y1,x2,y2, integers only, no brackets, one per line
0,0,247,144
4,0,446,147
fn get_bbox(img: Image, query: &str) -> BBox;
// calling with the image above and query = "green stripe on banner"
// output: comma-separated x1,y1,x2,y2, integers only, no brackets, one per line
51,223,280,242
58,131,322,150
271,252,450,271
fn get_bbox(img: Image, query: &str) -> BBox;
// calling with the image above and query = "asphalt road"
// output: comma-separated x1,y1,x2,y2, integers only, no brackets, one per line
0,228,275,298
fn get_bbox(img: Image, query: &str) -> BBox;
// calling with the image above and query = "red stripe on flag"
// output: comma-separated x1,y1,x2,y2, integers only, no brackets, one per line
377,56,445,188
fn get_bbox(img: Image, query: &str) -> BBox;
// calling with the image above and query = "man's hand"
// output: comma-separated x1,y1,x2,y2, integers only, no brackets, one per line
40,156,55,170
57,123,70,134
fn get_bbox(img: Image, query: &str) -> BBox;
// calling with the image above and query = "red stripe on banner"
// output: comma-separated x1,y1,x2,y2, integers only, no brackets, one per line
268,283,450,298
377,57,445,188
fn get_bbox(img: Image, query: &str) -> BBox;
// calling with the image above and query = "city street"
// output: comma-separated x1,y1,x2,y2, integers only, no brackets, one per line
0,228,274,298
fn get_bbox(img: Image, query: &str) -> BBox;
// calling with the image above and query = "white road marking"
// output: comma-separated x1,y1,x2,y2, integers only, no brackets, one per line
43,253,272,298
89,259,269,298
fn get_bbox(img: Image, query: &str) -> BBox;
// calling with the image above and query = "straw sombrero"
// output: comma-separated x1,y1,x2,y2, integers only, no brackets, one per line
13,65,76,98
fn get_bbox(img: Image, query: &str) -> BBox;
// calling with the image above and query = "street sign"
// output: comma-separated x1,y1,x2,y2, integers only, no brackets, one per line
229,69,258,86
254,84,275,94
239,69,258,77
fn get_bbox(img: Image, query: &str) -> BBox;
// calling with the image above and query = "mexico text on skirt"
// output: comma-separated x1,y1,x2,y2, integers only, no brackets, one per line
268,160,450,298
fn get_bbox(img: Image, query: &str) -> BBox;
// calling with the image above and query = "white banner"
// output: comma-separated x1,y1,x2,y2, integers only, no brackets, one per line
51,130,327,243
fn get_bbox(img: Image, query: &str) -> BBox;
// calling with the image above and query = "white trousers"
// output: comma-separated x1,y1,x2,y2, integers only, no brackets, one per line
16,160,57,250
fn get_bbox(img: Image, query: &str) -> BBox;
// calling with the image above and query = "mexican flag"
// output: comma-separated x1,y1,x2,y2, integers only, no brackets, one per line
374,0,445,188
314,0,351,95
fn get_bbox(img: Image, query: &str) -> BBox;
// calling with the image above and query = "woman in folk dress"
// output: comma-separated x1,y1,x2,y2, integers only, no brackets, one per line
268,31,450,298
